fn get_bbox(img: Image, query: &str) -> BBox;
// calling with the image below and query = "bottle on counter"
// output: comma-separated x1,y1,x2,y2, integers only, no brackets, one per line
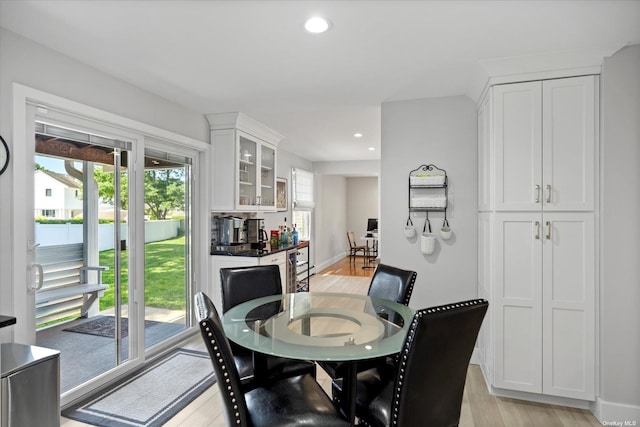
292,224,299,245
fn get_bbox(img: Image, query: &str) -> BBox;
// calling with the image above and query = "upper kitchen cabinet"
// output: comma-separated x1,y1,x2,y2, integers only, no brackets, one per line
491,76,597,211
206,113,283,211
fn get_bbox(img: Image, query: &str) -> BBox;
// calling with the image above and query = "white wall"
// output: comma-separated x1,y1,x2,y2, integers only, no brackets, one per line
314,175,348,271
347,177,379,241
599,44,640,418
0,28,208,332
380,95,478,309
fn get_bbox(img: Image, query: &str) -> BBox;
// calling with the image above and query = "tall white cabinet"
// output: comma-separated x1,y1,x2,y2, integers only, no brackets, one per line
478,75,598,402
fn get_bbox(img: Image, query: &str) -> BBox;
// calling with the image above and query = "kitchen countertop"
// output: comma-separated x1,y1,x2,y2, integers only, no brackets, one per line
211,240,308,257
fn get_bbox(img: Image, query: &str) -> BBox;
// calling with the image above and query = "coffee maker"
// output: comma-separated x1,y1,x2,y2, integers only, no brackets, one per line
245,218,268,250
212,216,250,254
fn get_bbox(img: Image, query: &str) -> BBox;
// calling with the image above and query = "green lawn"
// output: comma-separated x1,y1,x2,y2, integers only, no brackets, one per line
99,236,186,311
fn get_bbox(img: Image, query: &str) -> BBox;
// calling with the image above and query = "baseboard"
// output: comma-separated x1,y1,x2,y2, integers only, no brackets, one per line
315,252,348,273
593,398,640,424
489,386,592,410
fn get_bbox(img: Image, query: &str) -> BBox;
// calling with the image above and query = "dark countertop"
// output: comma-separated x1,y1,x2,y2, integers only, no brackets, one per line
212,240,308,257
0,315,17,329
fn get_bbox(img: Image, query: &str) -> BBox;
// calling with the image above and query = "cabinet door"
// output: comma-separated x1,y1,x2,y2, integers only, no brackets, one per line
494,213,543,393
260,252,287,288
542,213,595,399
237,131,259,209
494,82,543,211
542,76,596,211
258,142,276,210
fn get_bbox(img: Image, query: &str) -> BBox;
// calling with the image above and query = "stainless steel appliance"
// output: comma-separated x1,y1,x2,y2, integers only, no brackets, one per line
216,216,245,245
245,218,268,249
1,343,60,427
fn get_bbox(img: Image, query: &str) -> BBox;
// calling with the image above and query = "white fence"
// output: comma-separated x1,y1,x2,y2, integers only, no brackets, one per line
35,220,180,250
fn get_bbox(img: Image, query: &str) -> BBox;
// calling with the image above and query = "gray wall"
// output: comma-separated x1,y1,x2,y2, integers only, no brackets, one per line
0,28,208,328
346,177,379,241
314,175,348,271
600,44,640,413
380,95,478,309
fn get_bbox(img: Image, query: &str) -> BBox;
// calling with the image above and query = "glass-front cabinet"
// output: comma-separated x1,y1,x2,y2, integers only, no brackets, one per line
208,113,282,211
237,131,276,210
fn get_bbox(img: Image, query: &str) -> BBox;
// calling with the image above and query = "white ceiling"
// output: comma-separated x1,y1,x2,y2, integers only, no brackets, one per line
2,1,639,161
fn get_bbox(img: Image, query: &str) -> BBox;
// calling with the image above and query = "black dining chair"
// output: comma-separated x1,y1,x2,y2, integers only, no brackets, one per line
219,265,316,384
332,299,489,427
318,263,417,379
194,292,350,427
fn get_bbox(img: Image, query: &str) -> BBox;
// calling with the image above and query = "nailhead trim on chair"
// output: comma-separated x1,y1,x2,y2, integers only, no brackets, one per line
402,272,417,306
202,321,243,426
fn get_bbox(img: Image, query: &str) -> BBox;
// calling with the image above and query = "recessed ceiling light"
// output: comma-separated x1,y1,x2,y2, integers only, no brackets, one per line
305,17,331,34
354,133,363,138
368,147,376,151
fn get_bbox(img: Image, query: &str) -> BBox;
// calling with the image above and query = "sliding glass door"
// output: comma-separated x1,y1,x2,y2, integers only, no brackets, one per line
33,121,135,395
142,147,192,346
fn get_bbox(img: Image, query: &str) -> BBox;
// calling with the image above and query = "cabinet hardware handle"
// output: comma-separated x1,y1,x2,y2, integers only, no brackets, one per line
535,221,541,240
535,185,541,203
546,184,552,203
546,221,551,240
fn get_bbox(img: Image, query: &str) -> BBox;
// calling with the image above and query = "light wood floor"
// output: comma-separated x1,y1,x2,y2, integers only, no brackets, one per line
61,258,601,426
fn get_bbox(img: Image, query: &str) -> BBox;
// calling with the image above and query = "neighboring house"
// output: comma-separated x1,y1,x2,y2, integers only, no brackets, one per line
34,169,82,219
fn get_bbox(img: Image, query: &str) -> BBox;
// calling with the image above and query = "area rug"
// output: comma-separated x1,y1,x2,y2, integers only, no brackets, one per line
62,348,216,427
63,316,161,338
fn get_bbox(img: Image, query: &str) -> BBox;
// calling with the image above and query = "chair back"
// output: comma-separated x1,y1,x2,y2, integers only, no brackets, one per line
220,264,282,313
194,292,249,426
392,299,488,427
346,231,357,249
367,264,417,306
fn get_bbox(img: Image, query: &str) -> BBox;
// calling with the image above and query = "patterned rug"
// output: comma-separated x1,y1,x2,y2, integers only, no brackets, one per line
62,348,216,427
63,316,160,338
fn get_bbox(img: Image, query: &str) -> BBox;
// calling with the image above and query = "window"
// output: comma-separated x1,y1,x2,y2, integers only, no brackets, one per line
292,168,314,240
45,188,52,197
41,209,55,217
293,211,311,240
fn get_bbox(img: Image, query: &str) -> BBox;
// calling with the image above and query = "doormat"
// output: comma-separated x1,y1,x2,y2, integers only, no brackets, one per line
63,316,160,339
62,348,216,427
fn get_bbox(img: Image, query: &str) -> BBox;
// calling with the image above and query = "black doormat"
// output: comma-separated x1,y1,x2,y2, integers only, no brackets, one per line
63,316,161,339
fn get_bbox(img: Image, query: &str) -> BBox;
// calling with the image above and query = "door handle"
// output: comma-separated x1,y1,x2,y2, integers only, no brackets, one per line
30,263,44,291
546,221,552,240
546,185,552,204
535,221,541,240
534,185,541,203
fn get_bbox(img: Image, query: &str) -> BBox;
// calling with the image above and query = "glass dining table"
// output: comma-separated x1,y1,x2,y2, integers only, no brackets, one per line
222,292,414,424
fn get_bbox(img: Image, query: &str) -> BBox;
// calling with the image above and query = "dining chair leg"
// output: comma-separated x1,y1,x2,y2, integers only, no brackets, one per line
343,361,358,425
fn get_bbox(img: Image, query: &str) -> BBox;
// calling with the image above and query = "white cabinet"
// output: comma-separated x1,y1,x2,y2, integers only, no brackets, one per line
477,92,492,212
478,75,598,403
493,76,596,211
493,213,594,400
207,113,282,211
259,251,287,289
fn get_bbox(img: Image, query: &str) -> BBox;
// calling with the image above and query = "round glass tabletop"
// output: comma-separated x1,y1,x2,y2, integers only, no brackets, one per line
222,292,414,361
